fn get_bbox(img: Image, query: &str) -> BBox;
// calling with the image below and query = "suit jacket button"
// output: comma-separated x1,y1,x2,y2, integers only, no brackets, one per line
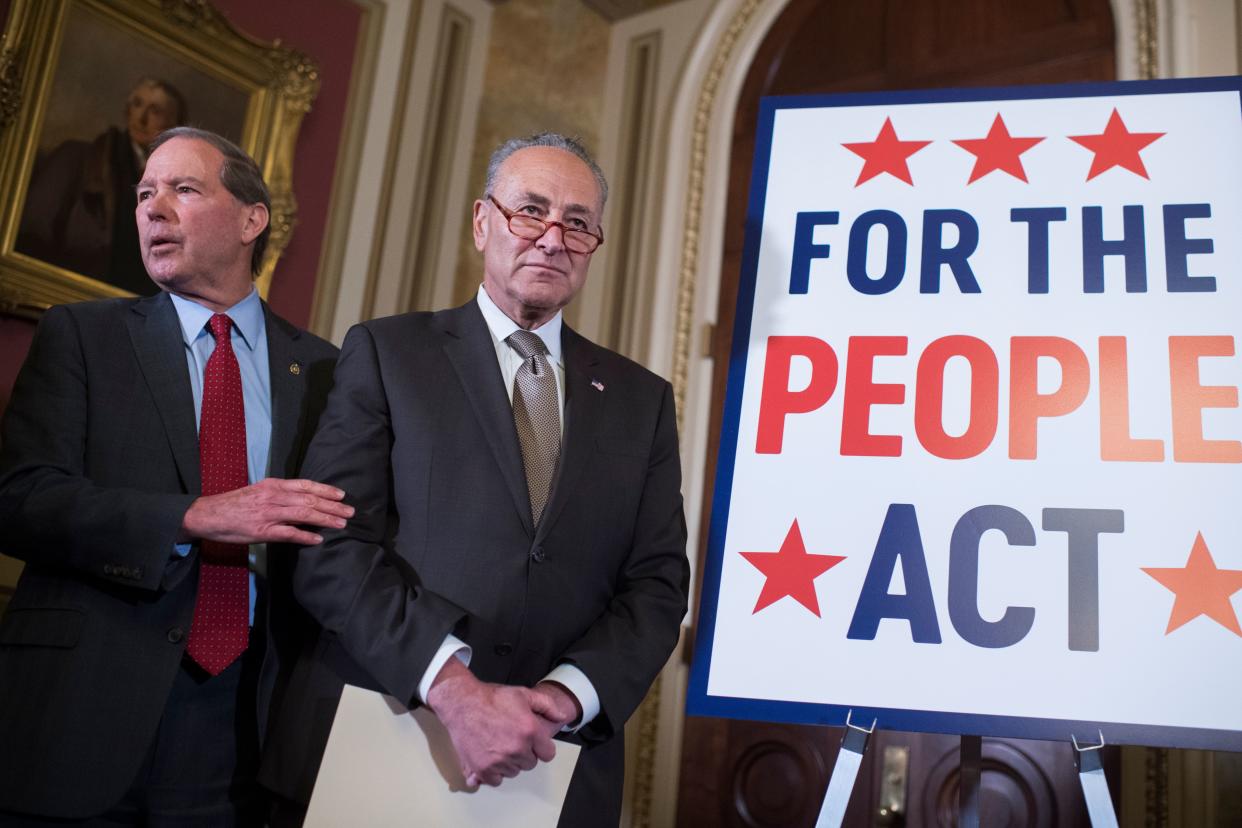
103,564,116,576
530,546,546,563
132,566,144,580
167,627,184,644
494,643,513,657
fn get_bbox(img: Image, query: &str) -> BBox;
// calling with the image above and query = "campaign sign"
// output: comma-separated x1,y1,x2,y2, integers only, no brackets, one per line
686,77,1242,750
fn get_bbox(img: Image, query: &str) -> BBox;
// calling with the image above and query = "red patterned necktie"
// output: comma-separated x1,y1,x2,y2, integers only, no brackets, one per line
186,313,250,676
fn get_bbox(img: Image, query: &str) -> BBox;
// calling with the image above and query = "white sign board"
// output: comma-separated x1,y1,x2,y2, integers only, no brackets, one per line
687,77,1242,750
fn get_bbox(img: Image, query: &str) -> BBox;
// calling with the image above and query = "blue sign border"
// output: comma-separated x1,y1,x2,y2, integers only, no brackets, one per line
685,75,1242,751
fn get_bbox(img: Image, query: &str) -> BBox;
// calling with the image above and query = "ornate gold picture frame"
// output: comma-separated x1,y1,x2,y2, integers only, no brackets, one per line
0,0,319,318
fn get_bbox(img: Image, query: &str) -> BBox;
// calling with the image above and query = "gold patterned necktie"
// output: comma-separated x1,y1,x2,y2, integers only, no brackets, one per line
507,330,561,526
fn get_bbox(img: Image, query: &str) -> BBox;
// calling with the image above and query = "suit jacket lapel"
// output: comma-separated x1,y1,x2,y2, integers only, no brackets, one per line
264,304,304,479
441,300,534,535
537,325,603,540
126,292,201,493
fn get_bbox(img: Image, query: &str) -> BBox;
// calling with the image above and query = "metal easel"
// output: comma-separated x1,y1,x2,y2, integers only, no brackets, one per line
814,719,1119,827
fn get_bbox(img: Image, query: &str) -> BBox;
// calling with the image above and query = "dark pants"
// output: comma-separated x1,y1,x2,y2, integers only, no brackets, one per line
0,650,264,827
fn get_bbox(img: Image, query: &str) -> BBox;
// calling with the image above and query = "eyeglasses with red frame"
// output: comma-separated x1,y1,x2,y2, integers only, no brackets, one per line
487,196,604,254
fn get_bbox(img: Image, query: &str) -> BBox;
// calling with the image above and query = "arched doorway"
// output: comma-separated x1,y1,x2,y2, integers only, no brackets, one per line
678,1,1118,824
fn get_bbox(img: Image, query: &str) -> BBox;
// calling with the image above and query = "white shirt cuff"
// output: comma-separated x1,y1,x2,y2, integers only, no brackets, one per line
543,664,599,733
417,634,472,704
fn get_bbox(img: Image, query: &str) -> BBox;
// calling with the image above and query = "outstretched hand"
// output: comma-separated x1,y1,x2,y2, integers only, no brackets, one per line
180,477,353,546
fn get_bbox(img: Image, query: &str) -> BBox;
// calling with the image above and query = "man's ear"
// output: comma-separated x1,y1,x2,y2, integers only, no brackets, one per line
472,199,489,252
241,203,270,245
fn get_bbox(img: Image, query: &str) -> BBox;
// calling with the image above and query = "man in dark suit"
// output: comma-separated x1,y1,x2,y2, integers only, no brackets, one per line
260,133,689,826
0,127,351,825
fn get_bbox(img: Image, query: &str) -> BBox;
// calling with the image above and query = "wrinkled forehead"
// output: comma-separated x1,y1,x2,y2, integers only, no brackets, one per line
141,137,224,183
494,146,602,217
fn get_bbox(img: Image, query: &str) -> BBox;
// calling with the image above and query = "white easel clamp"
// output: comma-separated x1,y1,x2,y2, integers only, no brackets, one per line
815,711,878,828
1072,729,1119,828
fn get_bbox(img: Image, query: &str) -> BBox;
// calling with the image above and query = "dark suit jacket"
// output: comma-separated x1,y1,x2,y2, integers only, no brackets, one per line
0,292,337,819
260,299,689,827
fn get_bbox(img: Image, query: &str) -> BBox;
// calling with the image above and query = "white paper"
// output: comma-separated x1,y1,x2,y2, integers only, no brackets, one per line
306,684,581,827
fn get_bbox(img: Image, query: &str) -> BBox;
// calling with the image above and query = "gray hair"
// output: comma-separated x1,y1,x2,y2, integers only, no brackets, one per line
484,132,608,210
148,127,271,276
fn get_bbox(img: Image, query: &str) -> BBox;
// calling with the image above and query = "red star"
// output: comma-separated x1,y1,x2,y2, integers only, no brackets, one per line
1068,108,1164,180
842,117,931,186
739,519,846,616
951,113,1044,184
1142,533,1242,636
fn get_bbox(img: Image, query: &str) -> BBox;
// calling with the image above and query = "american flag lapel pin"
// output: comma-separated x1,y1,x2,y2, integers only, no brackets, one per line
590,378,605,392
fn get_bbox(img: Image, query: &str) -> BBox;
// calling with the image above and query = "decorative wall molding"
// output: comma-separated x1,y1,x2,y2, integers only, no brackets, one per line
1137,0,1158,78
0,45,20,128
601,29,659,356
582,0,658,22
615,2,787,824
644,0,788,633
317,0,491,345
308,0,390,339
396,5,472,314
583,0,706,359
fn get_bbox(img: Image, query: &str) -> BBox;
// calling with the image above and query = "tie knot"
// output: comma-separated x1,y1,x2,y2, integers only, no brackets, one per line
208,313,233,343
506,330,547,361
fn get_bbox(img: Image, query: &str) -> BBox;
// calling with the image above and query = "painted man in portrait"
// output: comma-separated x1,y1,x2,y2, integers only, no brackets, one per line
17,77,186,294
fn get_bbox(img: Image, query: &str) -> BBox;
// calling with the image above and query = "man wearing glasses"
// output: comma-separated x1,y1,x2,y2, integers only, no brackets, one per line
261,133,689,827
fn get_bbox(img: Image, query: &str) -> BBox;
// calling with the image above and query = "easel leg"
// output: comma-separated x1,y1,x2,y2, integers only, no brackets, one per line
815,712,876,828
959,734,981,828
1074,731,1119,828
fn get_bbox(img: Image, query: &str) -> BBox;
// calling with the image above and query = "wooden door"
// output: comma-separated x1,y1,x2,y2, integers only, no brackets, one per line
679,1,1118,825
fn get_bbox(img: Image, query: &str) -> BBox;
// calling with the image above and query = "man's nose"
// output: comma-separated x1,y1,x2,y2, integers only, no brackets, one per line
535,222,566,253
140,191,170,220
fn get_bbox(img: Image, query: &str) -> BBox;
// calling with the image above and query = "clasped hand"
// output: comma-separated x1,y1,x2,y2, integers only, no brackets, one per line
426,659,578,787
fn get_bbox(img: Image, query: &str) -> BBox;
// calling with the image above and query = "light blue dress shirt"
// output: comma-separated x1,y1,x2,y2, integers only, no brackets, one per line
170,289,271,622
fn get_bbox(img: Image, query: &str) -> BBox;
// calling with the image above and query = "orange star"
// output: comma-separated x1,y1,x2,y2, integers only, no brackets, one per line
740,519,846,616
1142,533,1242,636
1068,108,1164,180
842,117,932,186
952,113,1044,183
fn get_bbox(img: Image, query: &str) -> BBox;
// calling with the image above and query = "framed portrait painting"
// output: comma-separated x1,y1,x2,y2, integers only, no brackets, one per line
0,0,319,317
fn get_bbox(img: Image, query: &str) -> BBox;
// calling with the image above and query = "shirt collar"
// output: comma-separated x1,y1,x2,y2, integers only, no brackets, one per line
169,288,263,351
476,284,562,365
